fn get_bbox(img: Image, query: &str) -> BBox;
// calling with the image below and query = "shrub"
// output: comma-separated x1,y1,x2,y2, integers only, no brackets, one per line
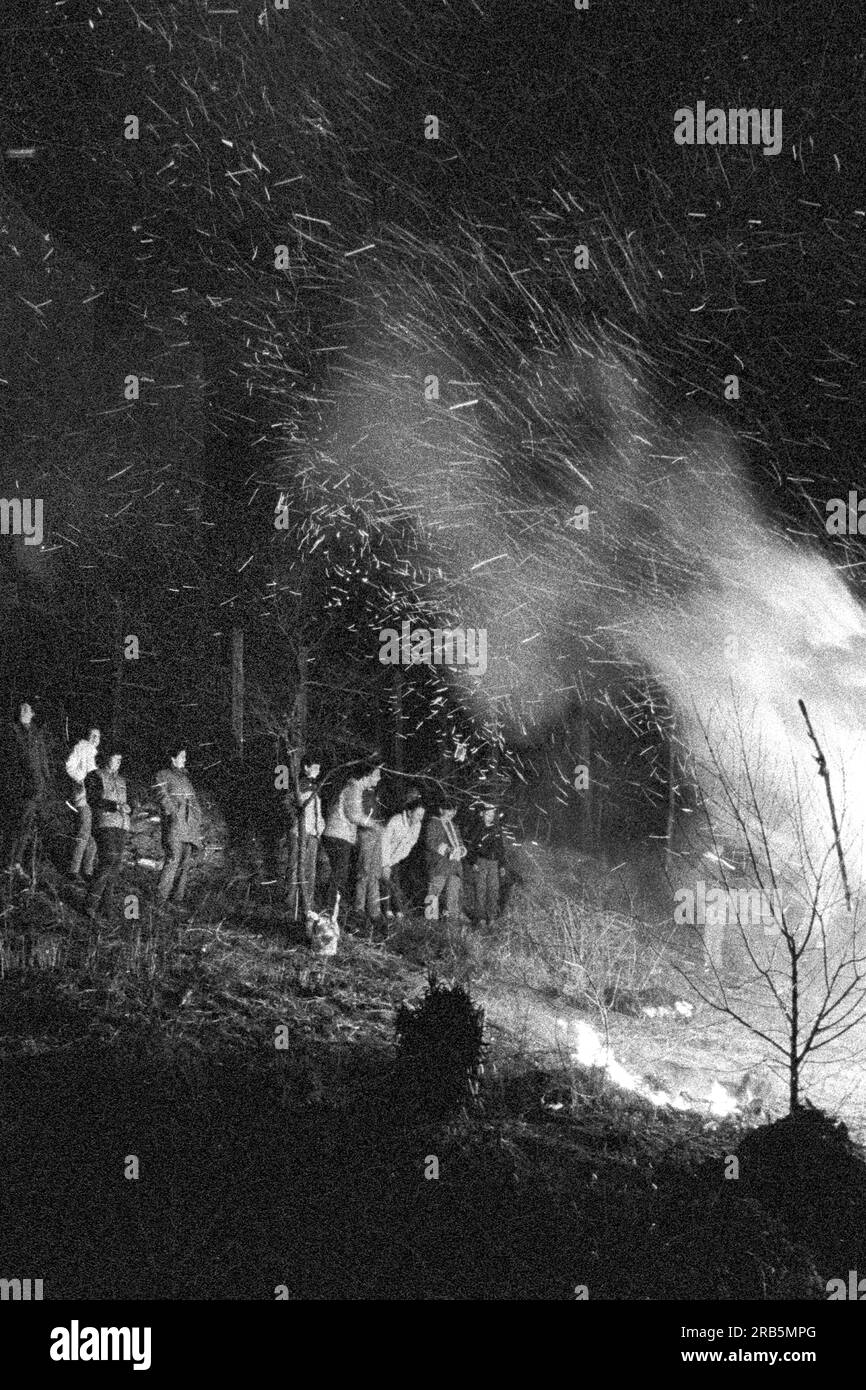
394,974,486,1118
736,1104,866,1279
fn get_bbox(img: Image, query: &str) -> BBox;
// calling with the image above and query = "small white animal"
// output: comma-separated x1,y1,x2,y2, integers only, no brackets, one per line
307,910,340,957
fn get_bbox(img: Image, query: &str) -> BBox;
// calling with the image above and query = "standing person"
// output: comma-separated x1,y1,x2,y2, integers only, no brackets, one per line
5,700,53,883
424,796,467,922
65,726,100,882
380,790,425,921
153,745,203,913
285,755,325,923
354,777,385,927
321,760,382,925
83,748,131,920
466,803,506,927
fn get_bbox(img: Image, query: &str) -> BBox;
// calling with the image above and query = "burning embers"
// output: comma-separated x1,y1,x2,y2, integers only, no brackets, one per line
602,984,695,1021
556,1017,755,1120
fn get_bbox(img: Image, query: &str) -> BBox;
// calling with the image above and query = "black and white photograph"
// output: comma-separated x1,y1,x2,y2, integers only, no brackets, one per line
0,0,864,1356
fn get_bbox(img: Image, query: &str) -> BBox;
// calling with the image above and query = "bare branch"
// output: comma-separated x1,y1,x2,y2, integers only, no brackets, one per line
799,698,852,911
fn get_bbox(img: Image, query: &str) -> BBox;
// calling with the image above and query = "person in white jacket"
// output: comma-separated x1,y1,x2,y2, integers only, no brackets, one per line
380,790,425,920
321,760,382,923
65,726,101,880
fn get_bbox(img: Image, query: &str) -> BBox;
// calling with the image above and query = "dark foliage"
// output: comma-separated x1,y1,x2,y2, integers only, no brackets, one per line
625,1180,824,1300
394,974,486,1119
736,1104,866,1280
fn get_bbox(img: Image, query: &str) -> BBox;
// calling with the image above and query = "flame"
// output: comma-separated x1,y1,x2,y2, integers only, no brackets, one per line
707,1081,741,1119
557,1018,742,1118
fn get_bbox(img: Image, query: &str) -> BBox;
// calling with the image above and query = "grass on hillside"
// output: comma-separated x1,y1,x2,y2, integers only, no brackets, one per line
0,850,862,1299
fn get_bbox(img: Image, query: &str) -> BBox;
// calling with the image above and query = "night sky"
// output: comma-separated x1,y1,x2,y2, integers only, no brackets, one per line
0,0,864,816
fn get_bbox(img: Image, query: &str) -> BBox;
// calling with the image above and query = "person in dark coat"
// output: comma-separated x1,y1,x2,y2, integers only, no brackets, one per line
153,745,203,912
284,755,325,923
465,803,507,926
5,700,53,883
84,748,131,920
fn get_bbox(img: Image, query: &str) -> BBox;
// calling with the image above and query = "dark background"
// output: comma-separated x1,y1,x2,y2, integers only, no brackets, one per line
0,0,863,845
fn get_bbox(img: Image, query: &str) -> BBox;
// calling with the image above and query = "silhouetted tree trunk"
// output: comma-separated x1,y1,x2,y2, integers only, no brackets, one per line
231,626,244,760
291,644,309,920
579,710,593,851
111,596,124,744
665,738,678,877
391,666,404,772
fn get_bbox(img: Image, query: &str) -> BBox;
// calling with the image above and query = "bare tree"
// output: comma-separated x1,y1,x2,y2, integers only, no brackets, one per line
673,699,866,1113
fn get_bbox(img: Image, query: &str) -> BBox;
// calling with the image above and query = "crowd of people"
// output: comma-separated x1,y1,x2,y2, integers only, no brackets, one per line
284,756,509,934
3,701,510,936
3,700,204,921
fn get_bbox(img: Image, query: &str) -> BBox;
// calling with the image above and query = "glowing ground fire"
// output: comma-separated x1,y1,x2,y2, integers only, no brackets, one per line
557,1018,745,1120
